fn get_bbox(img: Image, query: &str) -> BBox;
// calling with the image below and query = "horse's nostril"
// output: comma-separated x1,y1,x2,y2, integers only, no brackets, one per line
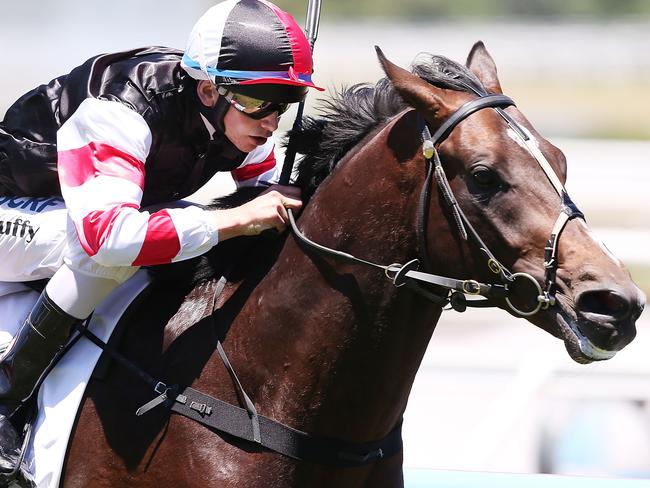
577,289,631,320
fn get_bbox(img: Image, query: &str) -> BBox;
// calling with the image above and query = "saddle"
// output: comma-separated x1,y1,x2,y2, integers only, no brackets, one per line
1,271,151,488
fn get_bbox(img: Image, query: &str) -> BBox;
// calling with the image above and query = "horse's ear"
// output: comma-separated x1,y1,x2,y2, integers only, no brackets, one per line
375,46,451,119
466,41,503,94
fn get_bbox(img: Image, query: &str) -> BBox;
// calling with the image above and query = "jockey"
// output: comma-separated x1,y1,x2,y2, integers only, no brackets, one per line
0,0,321,472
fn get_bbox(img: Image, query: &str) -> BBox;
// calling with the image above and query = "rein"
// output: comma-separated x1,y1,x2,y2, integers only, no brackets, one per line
287,93,585,316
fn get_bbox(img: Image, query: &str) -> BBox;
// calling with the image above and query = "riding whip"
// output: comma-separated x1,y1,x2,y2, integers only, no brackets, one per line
279,0,323,185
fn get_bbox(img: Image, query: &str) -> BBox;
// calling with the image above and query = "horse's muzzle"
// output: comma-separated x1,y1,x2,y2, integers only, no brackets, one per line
574,285,644,352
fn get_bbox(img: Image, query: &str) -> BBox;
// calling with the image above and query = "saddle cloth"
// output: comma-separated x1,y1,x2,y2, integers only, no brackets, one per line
12,270,152,487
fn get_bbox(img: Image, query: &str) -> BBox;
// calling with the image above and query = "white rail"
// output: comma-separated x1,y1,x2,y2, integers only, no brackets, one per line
404,469,650,487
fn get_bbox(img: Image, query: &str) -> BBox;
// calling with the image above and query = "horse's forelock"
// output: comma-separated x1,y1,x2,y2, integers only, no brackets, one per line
411,53,487,95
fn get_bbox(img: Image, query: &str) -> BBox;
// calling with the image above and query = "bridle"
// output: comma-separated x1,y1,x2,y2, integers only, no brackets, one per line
288,91,585,316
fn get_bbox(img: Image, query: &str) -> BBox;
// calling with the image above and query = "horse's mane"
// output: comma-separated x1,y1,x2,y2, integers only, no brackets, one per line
150,53,485,288
291,53,486,199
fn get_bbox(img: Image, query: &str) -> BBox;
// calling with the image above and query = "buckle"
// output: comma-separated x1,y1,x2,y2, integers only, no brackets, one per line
538,291,556,309
189,401,212,416
461,280,481,295
487,259,502,275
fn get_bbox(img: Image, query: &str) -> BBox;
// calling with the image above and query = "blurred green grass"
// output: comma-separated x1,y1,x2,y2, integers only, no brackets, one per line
272,0,650,20
506,79,650,140
298,77,650,141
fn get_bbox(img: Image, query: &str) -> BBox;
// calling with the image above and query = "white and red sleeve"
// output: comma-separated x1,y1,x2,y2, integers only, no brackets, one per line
57,98,219,267
231,137,279,188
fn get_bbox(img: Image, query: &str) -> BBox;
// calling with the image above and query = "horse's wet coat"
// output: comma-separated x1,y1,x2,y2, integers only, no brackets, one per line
61,43,644,488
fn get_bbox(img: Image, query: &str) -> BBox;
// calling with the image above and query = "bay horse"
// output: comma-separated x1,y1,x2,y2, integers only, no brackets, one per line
60,42,644,487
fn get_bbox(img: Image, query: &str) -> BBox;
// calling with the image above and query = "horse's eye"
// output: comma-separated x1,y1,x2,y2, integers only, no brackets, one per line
471,166,497,187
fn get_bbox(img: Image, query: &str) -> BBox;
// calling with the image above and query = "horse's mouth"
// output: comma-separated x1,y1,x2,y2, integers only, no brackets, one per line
556,312,617,364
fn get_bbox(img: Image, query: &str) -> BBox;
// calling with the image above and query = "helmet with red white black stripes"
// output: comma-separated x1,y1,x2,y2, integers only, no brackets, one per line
182,0,323,104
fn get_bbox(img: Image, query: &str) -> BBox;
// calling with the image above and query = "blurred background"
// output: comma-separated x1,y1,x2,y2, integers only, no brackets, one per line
2,0,649,483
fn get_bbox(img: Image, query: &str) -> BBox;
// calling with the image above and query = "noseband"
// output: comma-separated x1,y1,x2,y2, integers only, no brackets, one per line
288,92,584,316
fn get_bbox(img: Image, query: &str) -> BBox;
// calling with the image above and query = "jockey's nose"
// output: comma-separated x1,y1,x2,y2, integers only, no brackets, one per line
260,112,280,132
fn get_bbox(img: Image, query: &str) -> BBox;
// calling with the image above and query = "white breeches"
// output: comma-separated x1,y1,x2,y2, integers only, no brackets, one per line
0,196,138,328
0,196,67,282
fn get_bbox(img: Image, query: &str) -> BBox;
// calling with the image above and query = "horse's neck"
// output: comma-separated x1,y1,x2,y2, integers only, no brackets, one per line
228,119,444,441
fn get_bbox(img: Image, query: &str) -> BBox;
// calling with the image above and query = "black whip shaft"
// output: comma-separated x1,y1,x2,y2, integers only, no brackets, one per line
279,0,322,185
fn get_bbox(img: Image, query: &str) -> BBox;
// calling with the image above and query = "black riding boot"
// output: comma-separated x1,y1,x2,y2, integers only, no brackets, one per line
0,290,77,473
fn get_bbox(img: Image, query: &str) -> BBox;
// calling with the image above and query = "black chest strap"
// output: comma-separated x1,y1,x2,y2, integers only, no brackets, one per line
169,385,402,466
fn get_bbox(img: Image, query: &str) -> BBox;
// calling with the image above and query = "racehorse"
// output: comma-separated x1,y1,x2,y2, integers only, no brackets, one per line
60,42,644,487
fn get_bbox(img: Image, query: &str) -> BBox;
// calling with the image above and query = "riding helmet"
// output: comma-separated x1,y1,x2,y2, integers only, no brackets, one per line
182,0,323,105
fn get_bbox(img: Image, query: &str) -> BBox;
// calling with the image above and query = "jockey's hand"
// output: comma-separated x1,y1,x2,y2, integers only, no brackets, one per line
214,185,303,240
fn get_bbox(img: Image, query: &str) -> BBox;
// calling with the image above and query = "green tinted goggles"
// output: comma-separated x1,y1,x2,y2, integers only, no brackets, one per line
217,86,290,120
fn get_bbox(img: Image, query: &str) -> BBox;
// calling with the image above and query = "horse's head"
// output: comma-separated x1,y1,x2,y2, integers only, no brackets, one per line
376,42,645,363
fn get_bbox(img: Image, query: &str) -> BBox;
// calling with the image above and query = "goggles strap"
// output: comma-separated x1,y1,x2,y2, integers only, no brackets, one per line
195,85,229,132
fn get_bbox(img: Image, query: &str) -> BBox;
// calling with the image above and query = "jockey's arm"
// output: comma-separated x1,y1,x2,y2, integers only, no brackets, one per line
213,184,302,240
57,98,301,268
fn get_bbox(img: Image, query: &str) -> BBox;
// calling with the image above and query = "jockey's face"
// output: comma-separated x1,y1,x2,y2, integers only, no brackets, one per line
196,80,279,153
223,103,279,153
